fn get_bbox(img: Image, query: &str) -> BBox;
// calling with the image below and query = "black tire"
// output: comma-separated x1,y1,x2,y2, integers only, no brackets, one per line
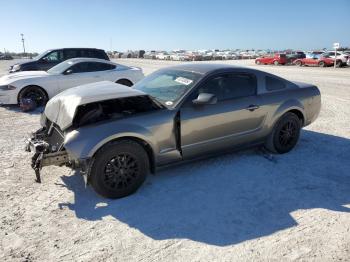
336,60,342,68
265,112,301,154
295,60,302,66
116,79,133,87
318,61,325,67
18,85,48,106
255,60,261,65
273,60,279,65
89,140,149,199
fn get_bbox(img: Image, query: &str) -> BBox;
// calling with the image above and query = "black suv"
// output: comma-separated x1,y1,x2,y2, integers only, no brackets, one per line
9,48,110,73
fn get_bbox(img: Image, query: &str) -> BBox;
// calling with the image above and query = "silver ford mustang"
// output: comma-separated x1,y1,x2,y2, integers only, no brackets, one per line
25,64,321,198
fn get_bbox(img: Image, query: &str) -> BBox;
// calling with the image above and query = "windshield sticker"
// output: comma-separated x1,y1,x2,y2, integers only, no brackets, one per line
165,101,173,106
175,77,193,86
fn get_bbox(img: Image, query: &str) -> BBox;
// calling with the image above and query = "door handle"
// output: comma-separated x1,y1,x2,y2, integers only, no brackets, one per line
246,104,259,111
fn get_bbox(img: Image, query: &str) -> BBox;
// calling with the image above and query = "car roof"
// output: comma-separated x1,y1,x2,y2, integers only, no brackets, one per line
163,63,245,75
47,48,104,51
64,57,115,64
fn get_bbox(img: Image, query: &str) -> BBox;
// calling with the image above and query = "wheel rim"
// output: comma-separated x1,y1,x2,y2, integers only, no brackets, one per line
23,88,46,106
103,153,139,190
278,121,298,147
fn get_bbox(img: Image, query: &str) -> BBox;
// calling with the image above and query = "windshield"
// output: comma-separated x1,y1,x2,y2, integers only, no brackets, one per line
133,69,202,106
33,50,50,60
47,60,74,74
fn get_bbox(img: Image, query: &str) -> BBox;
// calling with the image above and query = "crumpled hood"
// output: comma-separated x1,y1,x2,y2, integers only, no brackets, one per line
0,71,49,83
44,81,146,130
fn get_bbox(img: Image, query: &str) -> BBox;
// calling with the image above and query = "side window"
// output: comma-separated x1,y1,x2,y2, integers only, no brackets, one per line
42,50,63,62
94,50,107,59
95,62,115,71
86,62,113,72
64,49,79,59
187,73,256,104
219,74,256,100
266,76,286,91
68,62,90,73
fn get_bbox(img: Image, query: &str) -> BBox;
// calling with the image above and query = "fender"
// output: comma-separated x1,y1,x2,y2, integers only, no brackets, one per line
269,99,305,129
64,121,158,160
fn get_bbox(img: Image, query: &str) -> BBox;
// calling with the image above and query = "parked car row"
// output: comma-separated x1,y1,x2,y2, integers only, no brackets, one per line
255,51,349,67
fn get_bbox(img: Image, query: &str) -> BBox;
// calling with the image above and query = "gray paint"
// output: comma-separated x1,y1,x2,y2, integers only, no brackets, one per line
59,64,321,169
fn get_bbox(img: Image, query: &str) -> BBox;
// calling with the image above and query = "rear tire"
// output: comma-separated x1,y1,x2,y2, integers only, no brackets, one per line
336,60,342,68
89,140,149,199
295,60,302,66
273,60,279,65
255,60,261,65
18,85,48,106
318,61,326,67
265,112,301,154
116,79,133,87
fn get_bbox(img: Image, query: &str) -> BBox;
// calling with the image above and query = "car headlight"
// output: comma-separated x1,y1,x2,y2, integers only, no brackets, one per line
11,64,21,71
0,85,16,91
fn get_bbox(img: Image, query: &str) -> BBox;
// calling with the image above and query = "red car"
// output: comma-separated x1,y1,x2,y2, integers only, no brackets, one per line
293,56,334,67
255,53,287,65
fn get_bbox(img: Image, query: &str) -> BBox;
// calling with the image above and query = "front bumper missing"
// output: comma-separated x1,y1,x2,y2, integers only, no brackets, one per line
25,135,69,183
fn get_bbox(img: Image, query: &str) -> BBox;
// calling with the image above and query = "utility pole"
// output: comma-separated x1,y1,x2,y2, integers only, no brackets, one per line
21,33,26,56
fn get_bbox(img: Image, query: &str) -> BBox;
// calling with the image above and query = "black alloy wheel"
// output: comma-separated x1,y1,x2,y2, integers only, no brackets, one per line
265,112,301,154
89,140,149,199
103,153,139,191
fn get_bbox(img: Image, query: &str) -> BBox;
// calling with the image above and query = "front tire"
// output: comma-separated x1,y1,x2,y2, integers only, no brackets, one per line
273,60,279,65
90,140,149,199
318,61,326,67
18,85,48,106
265,112,301,154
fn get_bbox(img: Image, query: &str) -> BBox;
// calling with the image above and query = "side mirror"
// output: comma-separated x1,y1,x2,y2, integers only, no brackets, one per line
64,69,73,75
192,93,217,105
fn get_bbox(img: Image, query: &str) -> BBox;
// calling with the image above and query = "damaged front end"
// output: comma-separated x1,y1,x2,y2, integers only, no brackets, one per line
24,93,163,183
25,118,70,183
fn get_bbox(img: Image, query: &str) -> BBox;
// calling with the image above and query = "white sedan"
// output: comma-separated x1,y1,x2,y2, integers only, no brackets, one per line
0,58,144,105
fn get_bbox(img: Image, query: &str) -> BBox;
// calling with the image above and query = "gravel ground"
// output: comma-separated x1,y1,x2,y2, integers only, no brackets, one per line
0,59,349,262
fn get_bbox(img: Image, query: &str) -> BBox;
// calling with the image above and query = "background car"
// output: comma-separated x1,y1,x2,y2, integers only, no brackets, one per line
286,51,306,63
0,58,144,106
0,54,14,60
9,48,110,73
26,64,321,198
293,55,334,67
255,53,287,65
321,51,348,67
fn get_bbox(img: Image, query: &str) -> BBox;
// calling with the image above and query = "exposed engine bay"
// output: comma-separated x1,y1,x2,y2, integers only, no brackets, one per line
72,95,162,128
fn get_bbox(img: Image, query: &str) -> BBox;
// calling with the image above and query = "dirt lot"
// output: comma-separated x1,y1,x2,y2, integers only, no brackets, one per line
0,59,349,261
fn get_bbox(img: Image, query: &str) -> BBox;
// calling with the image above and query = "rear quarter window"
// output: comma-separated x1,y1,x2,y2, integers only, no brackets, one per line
266,76,286,91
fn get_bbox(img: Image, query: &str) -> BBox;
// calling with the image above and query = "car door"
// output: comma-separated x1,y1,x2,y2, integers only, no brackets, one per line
58,62,102,92
180,72,267,159
38,50,64,70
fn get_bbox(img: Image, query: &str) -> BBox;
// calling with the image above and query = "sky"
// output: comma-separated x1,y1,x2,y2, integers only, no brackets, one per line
1,0,350,53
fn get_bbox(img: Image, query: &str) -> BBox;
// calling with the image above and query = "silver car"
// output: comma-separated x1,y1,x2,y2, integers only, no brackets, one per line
25,64,321,198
